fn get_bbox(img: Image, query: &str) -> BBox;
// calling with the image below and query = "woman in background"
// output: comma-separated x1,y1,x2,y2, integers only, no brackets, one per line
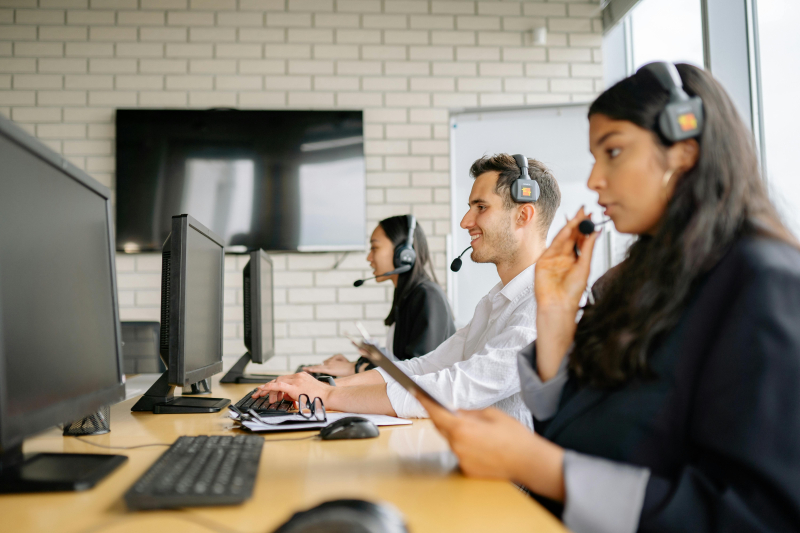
420,63,800,532
305,215,455,377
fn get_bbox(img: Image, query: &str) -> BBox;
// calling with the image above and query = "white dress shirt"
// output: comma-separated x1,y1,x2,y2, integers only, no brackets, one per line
376,264,537,428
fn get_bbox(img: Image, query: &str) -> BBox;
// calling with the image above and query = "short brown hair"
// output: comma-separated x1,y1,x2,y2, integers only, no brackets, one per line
469,154,561,236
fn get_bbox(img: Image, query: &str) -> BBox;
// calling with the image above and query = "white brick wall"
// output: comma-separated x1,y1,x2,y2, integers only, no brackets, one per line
0,0,602,372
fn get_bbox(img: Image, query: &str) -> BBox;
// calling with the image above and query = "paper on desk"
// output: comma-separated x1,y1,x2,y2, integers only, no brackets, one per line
233,412,412,433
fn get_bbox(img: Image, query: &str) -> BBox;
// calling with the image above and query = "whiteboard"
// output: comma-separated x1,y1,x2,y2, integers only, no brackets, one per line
449,104,630,328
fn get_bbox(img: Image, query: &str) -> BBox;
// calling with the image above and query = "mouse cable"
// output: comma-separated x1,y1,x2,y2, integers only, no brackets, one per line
73,436,172,450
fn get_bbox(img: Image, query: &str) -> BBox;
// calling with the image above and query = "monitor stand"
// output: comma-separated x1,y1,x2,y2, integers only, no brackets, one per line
183,378,211,395
220,352,281,384
0,443,126,494
130,372,230,414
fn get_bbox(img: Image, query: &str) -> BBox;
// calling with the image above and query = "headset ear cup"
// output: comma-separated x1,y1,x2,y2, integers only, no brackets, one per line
659,98,703,143
512,179,540,203
659,109,678,143
393,243,416,270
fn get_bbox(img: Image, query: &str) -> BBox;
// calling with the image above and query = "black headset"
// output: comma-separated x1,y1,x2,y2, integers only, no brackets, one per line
451,155,539,272
640,61,704,143
510,154,541,203
354,215,417,287
393,214,417,272
578,63,704,237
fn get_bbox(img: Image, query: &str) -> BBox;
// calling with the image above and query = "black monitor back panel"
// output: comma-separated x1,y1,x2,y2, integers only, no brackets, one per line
164,214,224,387
245,250,275,365
220,250,277,384
132,214,229,414
0,114,126,493
0,115,125,451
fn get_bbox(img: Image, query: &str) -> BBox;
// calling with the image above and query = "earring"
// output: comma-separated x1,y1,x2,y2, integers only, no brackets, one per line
662,168,676,188
662,168,676,198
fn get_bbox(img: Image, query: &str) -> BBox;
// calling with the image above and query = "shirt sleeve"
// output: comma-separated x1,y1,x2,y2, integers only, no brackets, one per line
375,321,470,385
562,451,651,533
385,306,537,418
517,342,569,421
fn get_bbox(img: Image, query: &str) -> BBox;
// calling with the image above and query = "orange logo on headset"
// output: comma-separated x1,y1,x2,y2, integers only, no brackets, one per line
522,187,531,197
678,112,698,132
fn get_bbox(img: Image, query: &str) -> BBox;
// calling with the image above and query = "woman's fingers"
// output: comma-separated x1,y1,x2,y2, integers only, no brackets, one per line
576,227,601,270
416,394,459,438
546,207,585,255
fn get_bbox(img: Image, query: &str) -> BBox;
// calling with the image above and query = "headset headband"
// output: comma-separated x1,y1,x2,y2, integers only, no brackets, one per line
639,62,704,143
510,154,540,203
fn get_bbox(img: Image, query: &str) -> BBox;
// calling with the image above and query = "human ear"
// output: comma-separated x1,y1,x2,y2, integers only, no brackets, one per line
516,204,535,226
667,138,699,173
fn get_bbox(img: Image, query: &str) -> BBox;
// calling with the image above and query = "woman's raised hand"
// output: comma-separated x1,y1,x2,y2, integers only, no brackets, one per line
534,207,601,380
535,206,600,310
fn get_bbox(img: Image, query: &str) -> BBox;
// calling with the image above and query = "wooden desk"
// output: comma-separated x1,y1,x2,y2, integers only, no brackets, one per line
2,377,566,533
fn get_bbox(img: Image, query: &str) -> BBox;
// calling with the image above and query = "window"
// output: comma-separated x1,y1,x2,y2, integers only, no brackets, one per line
757,0,800,236
630,0,705,70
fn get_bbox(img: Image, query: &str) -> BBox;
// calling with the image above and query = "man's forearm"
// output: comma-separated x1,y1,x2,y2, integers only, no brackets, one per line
327,383,397,416
335,368,385,388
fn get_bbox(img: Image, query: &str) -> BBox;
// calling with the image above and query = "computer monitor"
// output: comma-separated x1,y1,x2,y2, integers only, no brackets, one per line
0,115,127,493
131,214,230,414
221,250,277,383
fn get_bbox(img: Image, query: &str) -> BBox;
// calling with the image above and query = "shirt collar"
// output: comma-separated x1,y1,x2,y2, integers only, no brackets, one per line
498,263,535,302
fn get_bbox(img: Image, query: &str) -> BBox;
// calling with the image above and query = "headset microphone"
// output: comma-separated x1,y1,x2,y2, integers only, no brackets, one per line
450,246,472,272
578,218,612,235
353,265,412,287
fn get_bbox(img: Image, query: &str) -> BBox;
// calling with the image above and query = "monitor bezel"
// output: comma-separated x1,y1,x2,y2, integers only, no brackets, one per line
249,250,275,364
0,115,125,452
167,214,225,387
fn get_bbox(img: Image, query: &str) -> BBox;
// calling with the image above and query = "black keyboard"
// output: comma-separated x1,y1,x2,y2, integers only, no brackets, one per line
124,435,263,510
234,388,294,415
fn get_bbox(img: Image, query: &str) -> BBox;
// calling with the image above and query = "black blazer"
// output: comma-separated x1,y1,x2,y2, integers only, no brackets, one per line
535,236,800,531
392,279,456,361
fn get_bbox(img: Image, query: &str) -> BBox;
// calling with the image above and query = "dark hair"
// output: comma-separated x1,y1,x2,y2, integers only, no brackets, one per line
379,215,437,327
571,63,795,388
469,154,561,237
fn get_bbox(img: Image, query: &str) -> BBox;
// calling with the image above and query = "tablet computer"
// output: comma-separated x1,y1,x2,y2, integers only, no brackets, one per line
347,322,456,414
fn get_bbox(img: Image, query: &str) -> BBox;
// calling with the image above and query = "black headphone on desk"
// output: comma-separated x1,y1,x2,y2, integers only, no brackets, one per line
354,215,417,287
451,154,539,272
640,61,704,143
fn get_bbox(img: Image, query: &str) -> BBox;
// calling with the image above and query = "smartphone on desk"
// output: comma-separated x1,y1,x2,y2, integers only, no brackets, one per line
347,322,456,415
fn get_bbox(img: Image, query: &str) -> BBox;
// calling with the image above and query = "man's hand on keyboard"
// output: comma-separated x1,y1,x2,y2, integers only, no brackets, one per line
252,372,332,405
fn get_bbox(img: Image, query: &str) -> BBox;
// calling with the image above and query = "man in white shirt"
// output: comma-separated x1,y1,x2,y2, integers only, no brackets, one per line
252,154,561,427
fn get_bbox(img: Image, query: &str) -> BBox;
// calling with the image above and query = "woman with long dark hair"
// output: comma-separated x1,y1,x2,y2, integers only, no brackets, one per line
305,215,455,377
419,63,800,532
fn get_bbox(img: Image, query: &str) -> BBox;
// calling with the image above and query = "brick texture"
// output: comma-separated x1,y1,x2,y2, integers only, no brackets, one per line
1,0,602,371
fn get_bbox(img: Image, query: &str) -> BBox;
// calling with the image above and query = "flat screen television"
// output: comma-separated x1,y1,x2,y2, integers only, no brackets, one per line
115,109,366,252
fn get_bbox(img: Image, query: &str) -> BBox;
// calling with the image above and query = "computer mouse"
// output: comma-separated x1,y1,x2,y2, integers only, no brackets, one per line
319,416,380,440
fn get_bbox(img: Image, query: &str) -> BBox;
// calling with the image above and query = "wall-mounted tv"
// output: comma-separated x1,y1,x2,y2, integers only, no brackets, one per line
115,109,365,252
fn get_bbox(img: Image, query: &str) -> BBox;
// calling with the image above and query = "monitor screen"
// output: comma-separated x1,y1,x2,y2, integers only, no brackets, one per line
0,129,122,442
116,109,366,253
181,221,224,376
